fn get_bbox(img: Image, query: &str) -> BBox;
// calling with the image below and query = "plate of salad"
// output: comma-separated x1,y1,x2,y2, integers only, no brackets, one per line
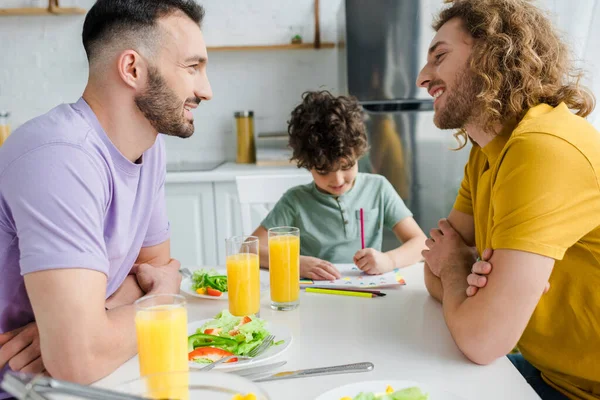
187,310,292,369
181,268,270,300
315,380,465,400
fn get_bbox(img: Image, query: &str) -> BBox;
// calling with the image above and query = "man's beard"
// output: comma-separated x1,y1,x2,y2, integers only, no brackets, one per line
433,67,482,130
134,66,199,138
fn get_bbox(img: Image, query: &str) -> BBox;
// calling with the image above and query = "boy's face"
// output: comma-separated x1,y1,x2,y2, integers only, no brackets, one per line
310,161,359,196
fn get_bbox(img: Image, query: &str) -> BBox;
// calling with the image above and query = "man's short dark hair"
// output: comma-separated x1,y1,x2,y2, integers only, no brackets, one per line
288,90,368,172
82,0,205,62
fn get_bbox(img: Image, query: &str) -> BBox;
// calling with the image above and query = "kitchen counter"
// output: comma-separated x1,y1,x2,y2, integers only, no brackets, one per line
166,161,310,183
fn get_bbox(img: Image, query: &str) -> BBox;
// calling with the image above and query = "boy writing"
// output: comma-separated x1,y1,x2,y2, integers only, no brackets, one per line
251,90,426,280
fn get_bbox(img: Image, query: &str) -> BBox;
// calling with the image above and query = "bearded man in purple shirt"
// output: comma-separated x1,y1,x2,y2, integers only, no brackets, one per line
0,0,212,394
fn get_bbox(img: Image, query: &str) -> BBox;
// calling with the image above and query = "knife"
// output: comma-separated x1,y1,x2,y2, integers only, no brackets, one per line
228,361,287,378
247,361,374,382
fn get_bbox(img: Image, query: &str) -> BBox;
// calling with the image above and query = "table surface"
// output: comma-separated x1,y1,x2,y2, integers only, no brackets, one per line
96,263,540,400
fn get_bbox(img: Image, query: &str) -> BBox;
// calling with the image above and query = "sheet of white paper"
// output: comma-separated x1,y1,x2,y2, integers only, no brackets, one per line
300,263,406,288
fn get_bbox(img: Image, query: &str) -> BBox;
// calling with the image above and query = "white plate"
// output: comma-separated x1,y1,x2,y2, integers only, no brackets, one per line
315,380,466,400
187,318,292,370
116,370,269,400
180,268,270,300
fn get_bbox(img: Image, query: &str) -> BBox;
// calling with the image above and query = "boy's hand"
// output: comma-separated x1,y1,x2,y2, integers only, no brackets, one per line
354,248,395,275
300,256,341,281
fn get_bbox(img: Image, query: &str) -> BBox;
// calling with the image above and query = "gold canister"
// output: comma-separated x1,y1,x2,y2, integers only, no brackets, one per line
235,111,256,164
0,111,10,147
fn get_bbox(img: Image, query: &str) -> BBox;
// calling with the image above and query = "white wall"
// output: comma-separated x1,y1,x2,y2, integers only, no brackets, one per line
0,0,342,163
0,0,598,164
540,0,600,127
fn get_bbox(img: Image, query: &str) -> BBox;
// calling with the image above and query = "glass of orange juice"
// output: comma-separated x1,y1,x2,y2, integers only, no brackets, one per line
134,294,189,400
268,226,300,311
226,235,261,317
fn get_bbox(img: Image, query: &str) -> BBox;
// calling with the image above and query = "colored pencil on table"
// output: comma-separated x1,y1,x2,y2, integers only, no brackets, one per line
305,287,378,298
360,207,365,249
308,286,386,297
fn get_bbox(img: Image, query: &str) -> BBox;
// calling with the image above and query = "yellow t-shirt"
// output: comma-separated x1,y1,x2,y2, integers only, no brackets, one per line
454,103,600,400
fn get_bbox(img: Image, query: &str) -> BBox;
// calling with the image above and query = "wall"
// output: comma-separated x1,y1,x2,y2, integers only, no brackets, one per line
0,0,342,163
0,0,598,164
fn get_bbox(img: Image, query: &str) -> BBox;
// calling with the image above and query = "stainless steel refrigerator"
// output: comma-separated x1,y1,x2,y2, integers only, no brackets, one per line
337,0,470,248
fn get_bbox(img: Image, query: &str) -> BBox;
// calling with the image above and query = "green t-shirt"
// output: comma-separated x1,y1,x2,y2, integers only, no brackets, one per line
261,173,412,263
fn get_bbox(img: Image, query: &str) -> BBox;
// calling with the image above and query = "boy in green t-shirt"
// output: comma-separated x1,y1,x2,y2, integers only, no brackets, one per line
251,91,426,280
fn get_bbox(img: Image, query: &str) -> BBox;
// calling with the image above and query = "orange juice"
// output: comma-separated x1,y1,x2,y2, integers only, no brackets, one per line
0,124,9,146
135,304,189,400
269,235,300,304
227,253,260,316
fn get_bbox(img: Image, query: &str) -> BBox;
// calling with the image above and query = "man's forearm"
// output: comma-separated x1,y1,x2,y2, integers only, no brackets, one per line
424,262,443,302
440,262,470,313
434,246,478,306
439,260,494,364
96,305,138,379
105,275,145,309
43,300,138,384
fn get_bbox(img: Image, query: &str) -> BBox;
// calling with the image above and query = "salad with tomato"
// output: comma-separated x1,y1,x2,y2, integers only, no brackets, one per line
191,268,228,297
341,386,429,400
188,310,279,364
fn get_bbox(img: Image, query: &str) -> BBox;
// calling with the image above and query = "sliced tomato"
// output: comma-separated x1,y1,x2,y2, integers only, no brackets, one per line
241,316,252,324
203,328,222,335
206,287,223,297
188,347,237,363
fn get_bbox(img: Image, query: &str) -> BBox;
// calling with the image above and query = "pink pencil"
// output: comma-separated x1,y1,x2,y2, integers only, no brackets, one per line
360,208,365,249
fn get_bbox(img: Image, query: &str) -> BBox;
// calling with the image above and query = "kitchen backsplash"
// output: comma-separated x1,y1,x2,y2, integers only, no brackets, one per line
0,0,341,164
1,0,597,165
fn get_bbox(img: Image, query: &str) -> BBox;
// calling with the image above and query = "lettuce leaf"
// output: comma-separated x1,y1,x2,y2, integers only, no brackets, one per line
196,310,272,356
191,269,228,292
384,387,428,399
351,387,428,400
198,310,239,333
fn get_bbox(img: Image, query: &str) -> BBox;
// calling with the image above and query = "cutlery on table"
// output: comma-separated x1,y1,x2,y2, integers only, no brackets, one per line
245,361,374,382
179,267,192,278
229,361,287,377
198,335,275,371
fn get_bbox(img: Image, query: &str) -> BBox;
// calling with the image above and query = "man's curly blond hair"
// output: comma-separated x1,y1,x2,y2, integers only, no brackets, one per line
435,0,595,148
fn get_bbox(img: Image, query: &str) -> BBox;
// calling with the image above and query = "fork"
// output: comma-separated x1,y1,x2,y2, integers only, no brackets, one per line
179,267,192,279
199,335,275,371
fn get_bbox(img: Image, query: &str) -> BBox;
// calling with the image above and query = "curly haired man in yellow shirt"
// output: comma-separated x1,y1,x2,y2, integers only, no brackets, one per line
418,1,599,399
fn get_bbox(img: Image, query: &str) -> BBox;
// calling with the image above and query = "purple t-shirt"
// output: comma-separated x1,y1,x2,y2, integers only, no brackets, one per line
0,98,170,395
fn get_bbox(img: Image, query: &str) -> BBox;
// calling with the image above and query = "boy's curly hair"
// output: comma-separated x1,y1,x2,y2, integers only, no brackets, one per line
436,0,595,147
288,90,368,172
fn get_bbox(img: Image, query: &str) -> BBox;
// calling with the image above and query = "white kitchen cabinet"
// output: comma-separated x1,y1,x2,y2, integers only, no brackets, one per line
165,162,311,267
165,182,218,267
213,182,283,263
214,182,243,264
